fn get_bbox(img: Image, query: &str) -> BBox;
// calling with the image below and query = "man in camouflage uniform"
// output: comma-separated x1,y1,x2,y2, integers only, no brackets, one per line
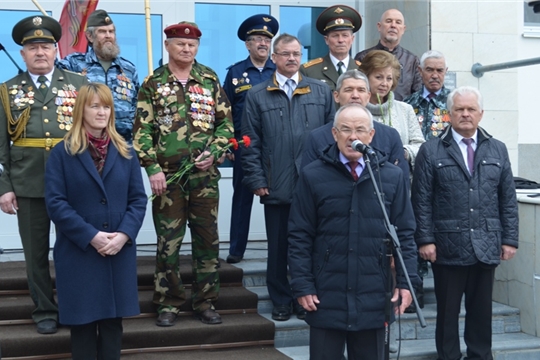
133,21,233,327
404,50,451,140
0,16,88,334
58,9,139,143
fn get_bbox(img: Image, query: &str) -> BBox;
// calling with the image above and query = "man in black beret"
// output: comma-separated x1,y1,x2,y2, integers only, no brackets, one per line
300,5,362,93
0,15,88,334
58,9,139,143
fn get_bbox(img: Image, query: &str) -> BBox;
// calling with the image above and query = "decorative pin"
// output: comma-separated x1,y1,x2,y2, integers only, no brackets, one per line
335,7,344,14
185,28,190,34
33,17,42,26
263,17,271,22
35,30,43,37
335,18,345,25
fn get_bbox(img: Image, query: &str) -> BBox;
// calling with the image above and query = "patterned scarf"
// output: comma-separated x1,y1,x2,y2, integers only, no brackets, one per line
87,132,110,175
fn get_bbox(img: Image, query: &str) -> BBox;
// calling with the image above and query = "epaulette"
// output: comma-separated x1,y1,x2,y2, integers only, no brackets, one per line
201,72,217,82
226,60,242,70
302,57,323,68
355,60,362,67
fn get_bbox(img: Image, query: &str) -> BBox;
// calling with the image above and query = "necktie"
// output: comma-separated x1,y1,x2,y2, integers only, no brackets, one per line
462,138,475,175
37,75,48,96
427,92,436,100
349,161,359,181
285,79,295,100
337,61,344,75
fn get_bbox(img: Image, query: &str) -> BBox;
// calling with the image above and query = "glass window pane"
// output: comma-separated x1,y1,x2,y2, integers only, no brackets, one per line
109,13,163,80
0,10,51,83
195,3,270,83
280,6,326,63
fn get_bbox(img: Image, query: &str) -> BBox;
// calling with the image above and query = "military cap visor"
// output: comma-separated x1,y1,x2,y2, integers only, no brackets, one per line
12,16,62,46
87,9,114,28
316,5,362,35
237,14,279,41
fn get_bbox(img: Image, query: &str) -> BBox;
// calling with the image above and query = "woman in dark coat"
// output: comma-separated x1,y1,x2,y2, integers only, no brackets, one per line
45,83,146,359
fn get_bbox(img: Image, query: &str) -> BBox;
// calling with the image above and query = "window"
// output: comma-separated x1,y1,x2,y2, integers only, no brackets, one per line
280,6,326,63
195,3,270,83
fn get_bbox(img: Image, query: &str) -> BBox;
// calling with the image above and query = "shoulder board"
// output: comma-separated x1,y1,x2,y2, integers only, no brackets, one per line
226,60,243,70
201,72,217,81
60,68,87,78
302,57,323,69
355,60,362,67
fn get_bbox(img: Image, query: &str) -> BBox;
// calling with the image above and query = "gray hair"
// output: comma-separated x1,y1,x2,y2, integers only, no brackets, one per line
447,86,483,112
333,103,374,130
419,50,446,69
335,69,370,93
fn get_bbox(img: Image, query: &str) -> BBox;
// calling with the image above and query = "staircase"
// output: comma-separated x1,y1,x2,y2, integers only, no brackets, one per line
234,241,540,360
0,246,290,359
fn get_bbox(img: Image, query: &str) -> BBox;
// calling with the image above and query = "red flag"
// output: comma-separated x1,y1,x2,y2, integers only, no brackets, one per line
58,0,99,58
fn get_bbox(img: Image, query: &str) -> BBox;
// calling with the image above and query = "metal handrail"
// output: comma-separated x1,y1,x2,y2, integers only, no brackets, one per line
471,57,540,77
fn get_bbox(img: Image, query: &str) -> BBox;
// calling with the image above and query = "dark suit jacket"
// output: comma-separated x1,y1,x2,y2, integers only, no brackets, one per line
0,68,88,198
300,54,360,92
301,121,410,182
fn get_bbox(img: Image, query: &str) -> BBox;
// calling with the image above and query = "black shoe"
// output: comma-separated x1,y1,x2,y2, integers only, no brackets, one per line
295,306,307,320
156,312,178,327
37,319,57,334
196,309,222,324
226,254,243,264
272,305,291,321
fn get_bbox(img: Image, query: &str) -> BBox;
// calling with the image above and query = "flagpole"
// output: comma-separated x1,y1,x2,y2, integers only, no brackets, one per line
31,0,49,16
144,0,154,75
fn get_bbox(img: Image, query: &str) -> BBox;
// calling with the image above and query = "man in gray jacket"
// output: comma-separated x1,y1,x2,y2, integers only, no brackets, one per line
412,86,518,360
242,33,335,322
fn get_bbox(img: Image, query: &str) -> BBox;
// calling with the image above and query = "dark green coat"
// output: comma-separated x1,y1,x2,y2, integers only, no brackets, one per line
300,54,361,92
0,68,88,198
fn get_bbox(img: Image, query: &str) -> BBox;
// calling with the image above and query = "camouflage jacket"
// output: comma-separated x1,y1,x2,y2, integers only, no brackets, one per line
404,86,451,140
57,47,139,142
133,61,233,177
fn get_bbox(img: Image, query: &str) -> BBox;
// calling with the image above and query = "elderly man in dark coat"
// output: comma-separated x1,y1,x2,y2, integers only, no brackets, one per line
289,103,418,359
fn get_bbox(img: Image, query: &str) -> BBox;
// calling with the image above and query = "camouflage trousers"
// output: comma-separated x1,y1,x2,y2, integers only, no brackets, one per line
151,169,220,314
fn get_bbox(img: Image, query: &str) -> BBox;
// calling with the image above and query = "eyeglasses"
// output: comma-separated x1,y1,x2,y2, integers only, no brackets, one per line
249,36,272,44
274,52,302,58
335,127,370,136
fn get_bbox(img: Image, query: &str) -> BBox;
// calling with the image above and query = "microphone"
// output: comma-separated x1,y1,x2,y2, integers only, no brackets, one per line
351,140,376,156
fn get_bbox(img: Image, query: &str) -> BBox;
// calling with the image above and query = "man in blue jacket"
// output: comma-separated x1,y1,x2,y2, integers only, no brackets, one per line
242,33,335,321
412,86,518,360
223,14,278,264
58,10,139,143
289,103,418,359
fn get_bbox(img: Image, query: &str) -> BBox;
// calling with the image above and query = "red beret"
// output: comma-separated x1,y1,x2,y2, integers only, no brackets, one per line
164,22,202,39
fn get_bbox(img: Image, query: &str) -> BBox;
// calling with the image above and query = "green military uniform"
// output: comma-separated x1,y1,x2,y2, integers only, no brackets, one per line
0,15,88,326
300,55,361,92
133,61,233,314
300,4,363,94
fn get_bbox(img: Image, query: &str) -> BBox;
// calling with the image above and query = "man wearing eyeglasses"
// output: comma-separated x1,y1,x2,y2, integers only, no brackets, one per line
242,33,335,322
300,5,362,92
223,14,278,265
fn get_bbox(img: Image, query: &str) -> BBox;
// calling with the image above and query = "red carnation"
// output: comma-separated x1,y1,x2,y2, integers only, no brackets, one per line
242,135,251,147
229,138,239,150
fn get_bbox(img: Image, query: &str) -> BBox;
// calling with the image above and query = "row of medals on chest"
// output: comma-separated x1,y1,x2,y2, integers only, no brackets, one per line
10,82,78,131
155,83,215,129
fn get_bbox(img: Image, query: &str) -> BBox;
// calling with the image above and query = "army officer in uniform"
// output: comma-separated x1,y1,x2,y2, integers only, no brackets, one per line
300,5,362,92
0,15,88,334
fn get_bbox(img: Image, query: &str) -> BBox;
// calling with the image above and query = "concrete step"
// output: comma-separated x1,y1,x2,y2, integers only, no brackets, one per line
278,332,540,360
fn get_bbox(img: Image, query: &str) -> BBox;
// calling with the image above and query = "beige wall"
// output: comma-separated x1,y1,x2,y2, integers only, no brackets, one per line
431,0,520,174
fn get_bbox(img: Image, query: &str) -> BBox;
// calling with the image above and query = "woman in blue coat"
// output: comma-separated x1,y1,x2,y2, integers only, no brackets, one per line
45,83,146,359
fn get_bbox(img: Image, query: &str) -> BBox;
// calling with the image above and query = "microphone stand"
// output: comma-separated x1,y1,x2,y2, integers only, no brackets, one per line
363,151,426,360
0,42,24,74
